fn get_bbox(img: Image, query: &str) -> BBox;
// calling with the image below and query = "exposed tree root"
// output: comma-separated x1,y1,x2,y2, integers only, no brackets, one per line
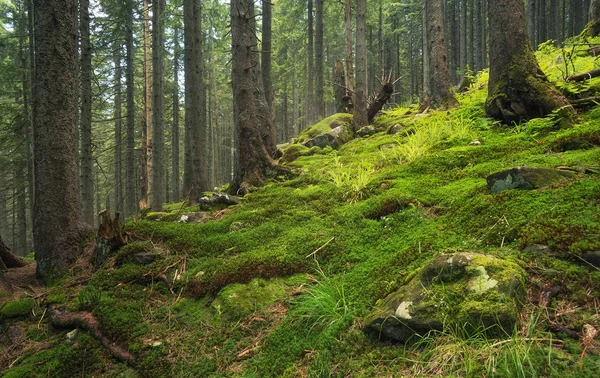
0,236,27,270
48,305,137,367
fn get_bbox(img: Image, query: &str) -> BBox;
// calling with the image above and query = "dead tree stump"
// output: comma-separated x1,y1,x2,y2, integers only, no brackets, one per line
93,211,128,269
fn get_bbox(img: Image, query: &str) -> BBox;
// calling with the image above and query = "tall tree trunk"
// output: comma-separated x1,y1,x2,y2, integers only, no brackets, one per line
183,0,207,202
80,0,94,226
113,43,123,215
334,59,347,113
172,27,181,203
475,0,482,70
0,192,6,245
15,164,27,256
262,0,274,118
151,0,165,211
460,0,467,76
345,0,354,94
125,0,136,217
307,0,314,124
354,0,368,131
588,0,600,36
141,0,151,208
230,0,282,193
33,0,88,279
315,0,325,119
486,0,575,124
424,0,458,108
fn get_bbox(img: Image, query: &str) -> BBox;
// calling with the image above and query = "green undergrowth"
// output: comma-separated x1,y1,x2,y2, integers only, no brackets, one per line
4,37,600,377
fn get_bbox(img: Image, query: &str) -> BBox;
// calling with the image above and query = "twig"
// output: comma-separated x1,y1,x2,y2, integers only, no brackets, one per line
306,237,335,259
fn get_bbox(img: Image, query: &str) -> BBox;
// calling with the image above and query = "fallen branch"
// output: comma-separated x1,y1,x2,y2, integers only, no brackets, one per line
48,305,137,367
569,96,600,108
566,68,600,82
367,73,395,123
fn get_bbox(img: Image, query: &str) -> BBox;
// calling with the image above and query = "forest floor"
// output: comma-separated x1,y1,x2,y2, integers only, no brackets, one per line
2,37,600,377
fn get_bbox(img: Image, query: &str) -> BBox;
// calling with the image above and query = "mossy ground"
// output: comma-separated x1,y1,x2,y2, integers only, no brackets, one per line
3,38,600,377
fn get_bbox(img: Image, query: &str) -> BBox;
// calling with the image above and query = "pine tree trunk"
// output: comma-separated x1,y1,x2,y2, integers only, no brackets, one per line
114,44,123,215
354,0,368,130
33,0,88,279
315,0,324,119
125,0,136,217
486,0,574,124
307,0,314,124
334,59,347,113
460,0,467,77
172,27,181,203
588,0,600,36
151,0,165,211
345,0,354,94
16,164,27,255
424,0,458,108
141,0,152,208
80,0,94,226
231,0,278,192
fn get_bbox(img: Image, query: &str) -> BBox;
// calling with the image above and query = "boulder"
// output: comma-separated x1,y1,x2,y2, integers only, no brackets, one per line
387,124,403,135
199,192,241,210
364,252,526,343
357,125,378,138
304,125,349,150
178,212,212,224
486,167,575,194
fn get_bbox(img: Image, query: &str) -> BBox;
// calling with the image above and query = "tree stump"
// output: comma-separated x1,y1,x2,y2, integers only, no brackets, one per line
93,211,128,269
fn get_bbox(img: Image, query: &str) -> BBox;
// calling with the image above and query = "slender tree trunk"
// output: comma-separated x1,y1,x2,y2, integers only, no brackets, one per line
0,192,6,246
345,0,354,95
125,0,136,217
33,0,88,279
15,164,27,256
183,0,207,201
354,0,368,130
424,0,458,108
151,0,165,211
113,43,123,215
460,0,467,76
307,0,314,124
475,0,482,70
172,27,181,203
80,0,94,225
141,0,151,208
486,0,575,124
262,0,274,118
315,0,324,119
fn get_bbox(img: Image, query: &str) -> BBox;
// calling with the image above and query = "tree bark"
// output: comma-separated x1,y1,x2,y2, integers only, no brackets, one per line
33,0,89,280
486,0,575,124
354,0,368,131
125,0,136,218
80,0,94,226
333,59,347,113
230,0,282,193
423,0,458,108
172,27,181,203
315,0,325,119
345,0,354,95
307,0,314,124
141,0,151,208
588,0,600,36
151,0,165,212
0,235,26,269
113,43,123,215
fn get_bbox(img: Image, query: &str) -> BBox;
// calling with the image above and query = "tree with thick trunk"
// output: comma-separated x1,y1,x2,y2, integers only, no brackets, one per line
33,0,90,280
486,0,574,124
183,0,208,202
588,0,600,36
80,0,94,225
151,0,165,211
141,0,151,208
354,0,368,131
230,0,286,193
423,0,457,108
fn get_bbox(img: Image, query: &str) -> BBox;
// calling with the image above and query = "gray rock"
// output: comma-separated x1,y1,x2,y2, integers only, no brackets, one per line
357,125,378,138
178,212,212,224
486,167,575,194
128,252,160,266
364,252,526,343
581,251,600,267
304,126,348,149
387,124,403,135
523,244,552,254
199,192,241,210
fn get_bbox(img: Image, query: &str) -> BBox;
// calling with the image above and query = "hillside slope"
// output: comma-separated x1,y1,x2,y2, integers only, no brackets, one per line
2,39,600,377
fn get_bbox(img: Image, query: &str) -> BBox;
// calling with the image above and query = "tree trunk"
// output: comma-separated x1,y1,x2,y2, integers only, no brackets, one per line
345,0,354,95
262,0,274,119
0,235,26,269
424,0,458,108
486,0,575,124
588,0,600,36
125,0,136,217
80,0,94,226
475,0,483,71
307,0,314,124
460,0,467,77
172,27,181,203
151,0,165,212
230,0,282,193
33,0,89,280
315,0,325,119
141,0,151,208
334,59,347,113
114,43,123,215
183,0,208,202
354,0,368,131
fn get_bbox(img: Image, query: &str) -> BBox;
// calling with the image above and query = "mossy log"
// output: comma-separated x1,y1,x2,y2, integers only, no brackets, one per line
367,80,394,123
566,68,600,82
48,304,137,367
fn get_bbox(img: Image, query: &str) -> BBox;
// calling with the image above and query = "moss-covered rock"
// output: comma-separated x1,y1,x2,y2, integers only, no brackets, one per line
486,167,575,193
363,252,526,343
0,299,35,318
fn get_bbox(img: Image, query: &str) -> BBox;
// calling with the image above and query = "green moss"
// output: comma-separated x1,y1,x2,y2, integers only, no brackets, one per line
114,241,155,265
0,299,35,318
146,212,179,222
296,113,353,143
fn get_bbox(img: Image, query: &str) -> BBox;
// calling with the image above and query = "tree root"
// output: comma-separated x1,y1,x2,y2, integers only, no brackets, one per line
48,305,137,367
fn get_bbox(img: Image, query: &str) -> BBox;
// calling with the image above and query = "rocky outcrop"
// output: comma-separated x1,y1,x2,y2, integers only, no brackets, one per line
364,252,526,343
